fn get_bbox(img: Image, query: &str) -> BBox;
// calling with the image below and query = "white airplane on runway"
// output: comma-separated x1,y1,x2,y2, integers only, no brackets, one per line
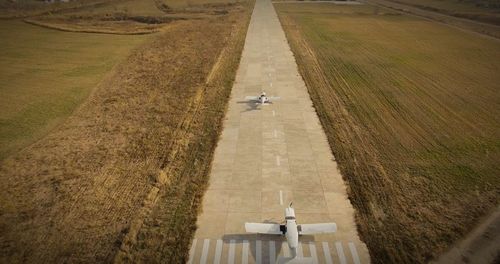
245,91,280,105
245,203,337,264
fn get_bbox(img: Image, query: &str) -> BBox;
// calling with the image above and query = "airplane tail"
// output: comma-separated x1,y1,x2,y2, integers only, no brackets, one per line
276,256,314,264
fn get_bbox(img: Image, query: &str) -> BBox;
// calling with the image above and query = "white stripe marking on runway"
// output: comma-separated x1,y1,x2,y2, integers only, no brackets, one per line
279,190,283,205
269,241,276,264
336,242,347,264
272,110,276,116
282,241,290,257
214,239,223,264
200,239,210,264
322,242,333,264
256,240,262,264
270,82,273,87
309,242,318,263
297,242,304,257
242,240,249,264
349,242,361,264
276,155,280,166
228,240,236,264
188,239,197,264
274,129,278,138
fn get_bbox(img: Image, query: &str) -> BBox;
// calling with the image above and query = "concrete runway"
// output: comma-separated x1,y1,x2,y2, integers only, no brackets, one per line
189,0,370,262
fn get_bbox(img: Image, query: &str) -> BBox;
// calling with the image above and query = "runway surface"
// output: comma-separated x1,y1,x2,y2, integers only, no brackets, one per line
189,0,370,262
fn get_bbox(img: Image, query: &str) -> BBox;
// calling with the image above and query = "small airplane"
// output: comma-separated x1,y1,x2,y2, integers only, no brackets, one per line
245,203,337,264
245,91,280,105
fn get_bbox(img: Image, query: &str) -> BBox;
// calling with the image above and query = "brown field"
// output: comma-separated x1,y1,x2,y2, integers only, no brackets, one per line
365,0,500,39
383,0,500,25
0,20,149,161
0,0,252,263
276,2,500,263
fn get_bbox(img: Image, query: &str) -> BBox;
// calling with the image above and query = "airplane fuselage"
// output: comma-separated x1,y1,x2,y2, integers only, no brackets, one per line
285,206,299,257
285,219,299,257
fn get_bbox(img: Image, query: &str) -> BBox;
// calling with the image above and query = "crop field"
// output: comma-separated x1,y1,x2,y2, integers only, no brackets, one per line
382,0,500,25
0,0,253,262
276,3,500,263
366,0,500,39
0,20,148,161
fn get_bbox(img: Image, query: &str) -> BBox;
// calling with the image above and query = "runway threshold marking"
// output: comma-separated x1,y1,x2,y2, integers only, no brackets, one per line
228,240,236,264
282,241,290,257
242,240,249,264
349,242,361,264
297,242,304,257
188,238,197,264
322,242,333,264
336,242,347,264
309,242,318,263
200,239,210,264
279,190,283,205
269,241,276,264
188,239,362,264
214,239,223,264
256,240,262,264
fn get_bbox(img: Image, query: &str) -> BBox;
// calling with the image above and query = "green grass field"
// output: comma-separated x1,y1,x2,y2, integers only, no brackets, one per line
0,21,149,160
276,3,500,263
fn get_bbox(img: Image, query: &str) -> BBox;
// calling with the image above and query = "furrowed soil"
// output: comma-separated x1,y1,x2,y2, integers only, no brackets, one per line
364,0,500,39
0,1,252,263
378,0,500,26
275,3,500,263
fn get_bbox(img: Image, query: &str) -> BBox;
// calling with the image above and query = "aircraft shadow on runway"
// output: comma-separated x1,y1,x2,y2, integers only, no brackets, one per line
236,100,261,112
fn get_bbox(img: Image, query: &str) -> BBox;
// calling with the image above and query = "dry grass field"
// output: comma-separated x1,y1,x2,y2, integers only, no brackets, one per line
0,0,252,263
0,20,148,161
276,3,500,263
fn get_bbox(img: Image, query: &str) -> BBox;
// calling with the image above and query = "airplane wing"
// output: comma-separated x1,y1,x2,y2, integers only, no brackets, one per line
245,223,282,235
244,96,259,101
298,223,337,235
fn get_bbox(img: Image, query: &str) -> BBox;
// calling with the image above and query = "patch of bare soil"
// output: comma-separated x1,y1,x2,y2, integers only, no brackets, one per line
0,2,252,263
